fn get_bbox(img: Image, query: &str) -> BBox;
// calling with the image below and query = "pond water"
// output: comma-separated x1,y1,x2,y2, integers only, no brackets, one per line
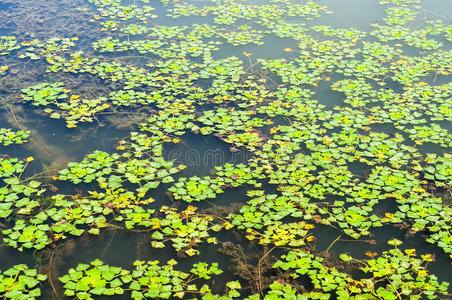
0,0,451,299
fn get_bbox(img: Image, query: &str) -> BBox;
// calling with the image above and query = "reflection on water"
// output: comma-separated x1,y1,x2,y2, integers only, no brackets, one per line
0,0,451,298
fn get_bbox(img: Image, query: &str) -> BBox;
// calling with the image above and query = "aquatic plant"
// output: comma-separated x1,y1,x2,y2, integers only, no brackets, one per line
149,205,231,255
0,36,20,55
0,265,47,299
59,259,224,299
270,242,450,299
0,0,451,298
0,128,30,146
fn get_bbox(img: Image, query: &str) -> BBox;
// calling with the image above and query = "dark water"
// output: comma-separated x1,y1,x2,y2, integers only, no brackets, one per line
0,0,451,298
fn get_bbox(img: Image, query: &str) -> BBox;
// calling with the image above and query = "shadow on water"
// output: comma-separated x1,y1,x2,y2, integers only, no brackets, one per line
163,132,251,178
0,0,451,297
36,228,238,299
0,106,130,176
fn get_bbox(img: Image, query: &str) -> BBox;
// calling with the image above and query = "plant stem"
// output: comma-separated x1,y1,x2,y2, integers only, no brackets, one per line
326,234,342,253
258,246,276,296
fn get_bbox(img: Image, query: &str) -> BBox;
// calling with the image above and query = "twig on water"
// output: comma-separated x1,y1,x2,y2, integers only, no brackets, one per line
258,246,276,296
326,234,342,254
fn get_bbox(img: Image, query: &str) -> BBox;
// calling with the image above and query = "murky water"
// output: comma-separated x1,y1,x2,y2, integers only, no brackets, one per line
0,0,451,298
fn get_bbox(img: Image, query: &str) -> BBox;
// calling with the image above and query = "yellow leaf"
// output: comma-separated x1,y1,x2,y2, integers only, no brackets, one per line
404,249,416,256
417,270,428,277
323,137,333,144
283,48,293,52
186,205,198,212
53,233,65,240
306,236,315,242
224,222,233,230
365,251,377,258
303,224,315,230
387,238,402,246
376,153,385,159
421,254,433,262
151,219,161,229
25,156,34,162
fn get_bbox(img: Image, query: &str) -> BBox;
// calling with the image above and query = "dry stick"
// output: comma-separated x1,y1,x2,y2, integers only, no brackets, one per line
257,246,276,296
48,248,61,300
101,230,117,259
423,8,449,20
17,160,30,181
4,101,58,160
245,59,259,74
20,170,58,183
238,245,248,266
386,275,402,300
432,71,438,83
96,111,150,116
22,59,31,71
337,239,374,243
92,114,103,126
261,74,280,89
48,271,60,300
325,234,342,254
